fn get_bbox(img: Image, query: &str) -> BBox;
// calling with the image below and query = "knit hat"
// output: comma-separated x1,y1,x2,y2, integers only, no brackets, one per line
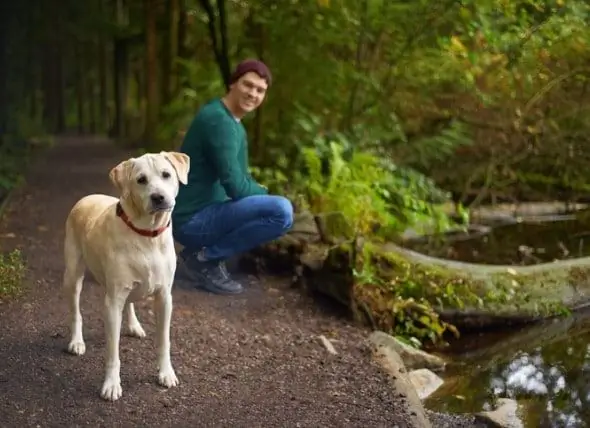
229,59,272,86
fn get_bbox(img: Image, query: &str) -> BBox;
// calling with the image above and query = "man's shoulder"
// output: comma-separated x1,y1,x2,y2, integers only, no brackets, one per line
195,98,231,123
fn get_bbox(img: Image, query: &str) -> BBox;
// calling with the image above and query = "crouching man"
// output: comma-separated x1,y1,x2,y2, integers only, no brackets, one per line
172,59,293,295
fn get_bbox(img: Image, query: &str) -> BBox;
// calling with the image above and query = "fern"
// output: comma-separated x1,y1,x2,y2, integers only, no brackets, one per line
301,141,396,239
405,119,473,169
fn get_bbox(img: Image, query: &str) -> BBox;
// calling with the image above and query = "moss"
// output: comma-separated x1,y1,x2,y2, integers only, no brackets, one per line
360,242,573,317
245,234,579,347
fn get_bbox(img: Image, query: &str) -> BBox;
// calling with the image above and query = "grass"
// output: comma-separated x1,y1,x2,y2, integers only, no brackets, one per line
0,249,26,299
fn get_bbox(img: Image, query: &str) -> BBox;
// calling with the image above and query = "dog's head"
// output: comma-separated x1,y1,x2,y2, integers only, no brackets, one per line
109,151,190,216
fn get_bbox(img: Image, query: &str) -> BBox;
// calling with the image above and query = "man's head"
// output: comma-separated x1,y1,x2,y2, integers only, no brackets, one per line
225,59,272,118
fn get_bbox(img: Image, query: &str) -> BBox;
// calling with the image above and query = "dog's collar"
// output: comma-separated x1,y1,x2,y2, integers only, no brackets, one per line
116,202,170,238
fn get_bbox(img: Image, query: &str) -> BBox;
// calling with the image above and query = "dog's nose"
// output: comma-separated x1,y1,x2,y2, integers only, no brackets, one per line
150,193,165,205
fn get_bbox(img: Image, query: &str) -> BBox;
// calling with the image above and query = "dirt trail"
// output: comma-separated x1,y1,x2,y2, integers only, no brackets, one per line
0,136,435,427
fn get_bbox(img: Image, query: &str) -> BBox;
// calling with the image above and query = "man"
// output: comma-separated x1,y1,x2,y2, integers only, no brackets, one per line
172,59,293,295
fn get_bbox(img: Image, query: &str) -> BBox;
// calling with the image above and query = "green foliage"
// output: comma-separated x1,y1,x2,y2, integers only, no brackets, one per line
0,113,53,192
156,59,226,148
301,141,397,239
353,243,476,346
0,145,26,192
252,126,461,243
0,249,26,299
427,0,590,203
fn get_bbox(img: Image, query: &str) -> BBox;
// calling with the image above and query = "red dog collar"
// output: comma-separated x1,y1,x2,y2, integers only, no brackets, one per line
116,202,170,238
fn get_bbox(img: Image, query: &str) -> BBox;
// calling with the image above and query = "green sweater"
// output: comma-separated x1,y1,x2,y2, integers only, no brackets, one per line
172,98,268,228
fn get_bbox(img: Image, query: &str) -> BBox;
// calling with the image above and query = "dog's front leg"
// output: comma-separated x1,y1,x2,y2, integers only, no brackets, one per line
100,290,127,401
154,289,178,388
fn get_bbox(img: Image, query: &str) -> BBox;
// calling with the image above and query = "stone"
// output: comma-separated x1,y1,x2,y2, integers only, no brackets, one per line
368,331,446,372
287,211,321,242
370,344,433,428
475,398,524,428
318,335,337,355
408,369,444,400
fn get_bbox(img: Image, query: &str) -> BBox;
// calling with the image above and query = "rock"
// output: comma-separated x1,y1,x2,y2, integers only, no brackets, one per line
368,331,446,372
408,369,444,400
469,202,588,223
287,211,321,243
475,398,524,428
370,343,433,428
317,335,337,355
426,409,489,428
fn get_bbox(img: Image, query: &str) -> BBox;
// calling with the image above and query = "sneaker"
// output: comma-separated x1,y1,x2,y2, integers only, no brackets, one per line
179,253,243,295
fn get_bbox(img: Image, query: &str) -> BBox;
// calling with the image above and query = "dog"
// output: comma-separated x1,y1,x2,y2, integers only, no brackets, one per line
62,150,190,401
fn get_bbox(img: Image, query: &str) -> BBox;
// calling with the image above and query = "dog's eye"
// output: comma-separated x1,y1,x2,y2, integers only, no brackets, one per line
162,171,171,179
137,175,148,185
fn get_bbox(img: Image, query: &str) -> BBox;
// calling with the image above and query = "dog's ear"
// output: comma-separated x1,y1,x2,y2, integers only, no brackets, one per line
161,151,190,185
109,159,131,192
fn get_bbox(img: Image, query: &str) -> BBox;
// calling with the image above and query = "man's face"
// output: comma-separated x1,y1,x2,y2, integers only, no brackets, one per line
229,72,268,114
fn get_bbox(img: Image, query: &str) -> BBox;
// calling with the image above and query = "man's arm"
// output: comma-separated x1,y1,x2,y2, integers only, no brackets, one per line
207,120,268,199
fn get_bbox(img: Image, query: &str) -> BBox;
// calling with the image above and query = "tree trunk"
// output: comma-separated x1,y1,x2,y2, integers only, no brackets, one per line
27,7,38,122
144,0,160,147
111,0,129,138
251,17,266,162
87,42,97,134
112,39,128,138
216,0,231,87
56,54,66,133
99,40,109,134
43,42,65,133
76,42,86,134
199,0,231,90
178,0,188,62
162,0,180,105
0,11,7,136
98,0,109,133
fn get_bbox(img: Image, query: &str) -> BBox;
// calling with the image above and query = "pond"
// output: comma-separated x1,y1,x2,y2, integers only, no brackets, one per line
425,310,590,428
402,211,590,265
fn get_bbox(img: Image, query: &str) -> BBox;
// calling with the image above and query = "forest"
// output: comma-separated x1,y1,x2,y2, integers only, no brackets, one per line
1,0,589,347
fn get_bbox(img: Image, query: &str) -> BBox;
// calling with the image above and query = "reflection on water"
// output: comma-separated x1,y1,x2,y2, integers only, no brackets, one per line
402,216,590,265
425,314,590,427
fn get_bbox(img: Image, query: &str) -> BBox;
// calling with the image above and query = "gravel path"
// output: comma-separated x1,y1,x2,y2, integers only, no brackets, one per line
0,136,483,428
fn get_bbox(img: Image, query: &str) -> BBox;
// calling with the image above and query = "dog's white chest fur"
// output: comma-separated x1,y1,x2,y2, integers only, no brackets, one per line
126,249,176,302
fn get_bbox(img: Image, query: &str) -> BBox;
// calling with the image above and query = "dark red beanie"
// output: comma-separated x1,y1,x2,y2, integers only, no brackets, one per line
229,59,272,86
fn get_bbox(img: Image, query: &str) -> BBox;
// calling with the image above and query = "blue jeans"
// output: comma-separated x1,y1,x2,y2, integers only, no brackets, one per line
173,195,294,261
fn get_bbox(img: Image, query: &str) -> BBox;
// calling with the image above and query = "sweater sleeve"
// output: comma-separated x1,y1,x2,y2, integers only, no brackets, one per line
207,119,268,199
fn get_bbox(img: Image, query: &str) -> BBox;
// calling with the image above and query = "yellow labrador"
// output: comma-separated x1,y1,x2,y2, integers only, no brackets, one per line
62,151,190,401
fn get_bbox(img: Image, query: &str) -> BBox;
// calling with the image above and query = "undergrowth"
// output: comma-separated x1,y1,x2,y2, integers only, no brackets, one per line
0,249,26,299
252,131,474,348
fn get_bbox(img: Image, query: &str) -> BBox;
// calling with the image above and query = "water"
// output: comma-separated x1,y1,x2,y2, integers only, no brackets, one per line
403,215,590,265
425,311,590,427
402,208,590,425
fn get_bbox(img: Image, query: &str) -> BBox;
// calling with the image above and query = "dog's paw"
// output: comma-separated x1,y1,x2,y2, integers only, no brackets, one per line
128,323,147,339
67,340,86,356
100,377,123,401
158,367,179,388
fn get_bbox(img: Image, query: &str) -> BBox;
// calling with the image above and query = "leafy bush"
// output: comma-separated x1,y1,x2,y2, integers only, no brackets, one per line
252,109,463,242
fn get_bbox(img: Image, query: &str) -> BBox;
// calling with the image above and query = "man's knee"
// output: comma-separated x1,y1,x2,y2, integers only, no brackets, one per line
266,195,294,231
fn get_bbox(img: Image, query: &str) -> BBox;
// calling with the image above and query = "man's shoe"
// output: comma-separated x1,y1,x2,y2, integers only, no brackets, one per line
180,254,243,295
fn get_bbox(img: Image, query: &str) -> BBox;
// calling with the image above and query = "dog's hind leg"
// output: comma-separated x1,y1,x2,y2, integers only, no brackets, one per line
63,220,87,356
125,301,146,338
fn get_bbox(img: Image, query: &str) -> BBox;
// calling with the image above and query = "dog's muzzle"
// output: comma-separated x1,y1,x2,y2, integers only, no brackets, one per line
150,193,173,212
